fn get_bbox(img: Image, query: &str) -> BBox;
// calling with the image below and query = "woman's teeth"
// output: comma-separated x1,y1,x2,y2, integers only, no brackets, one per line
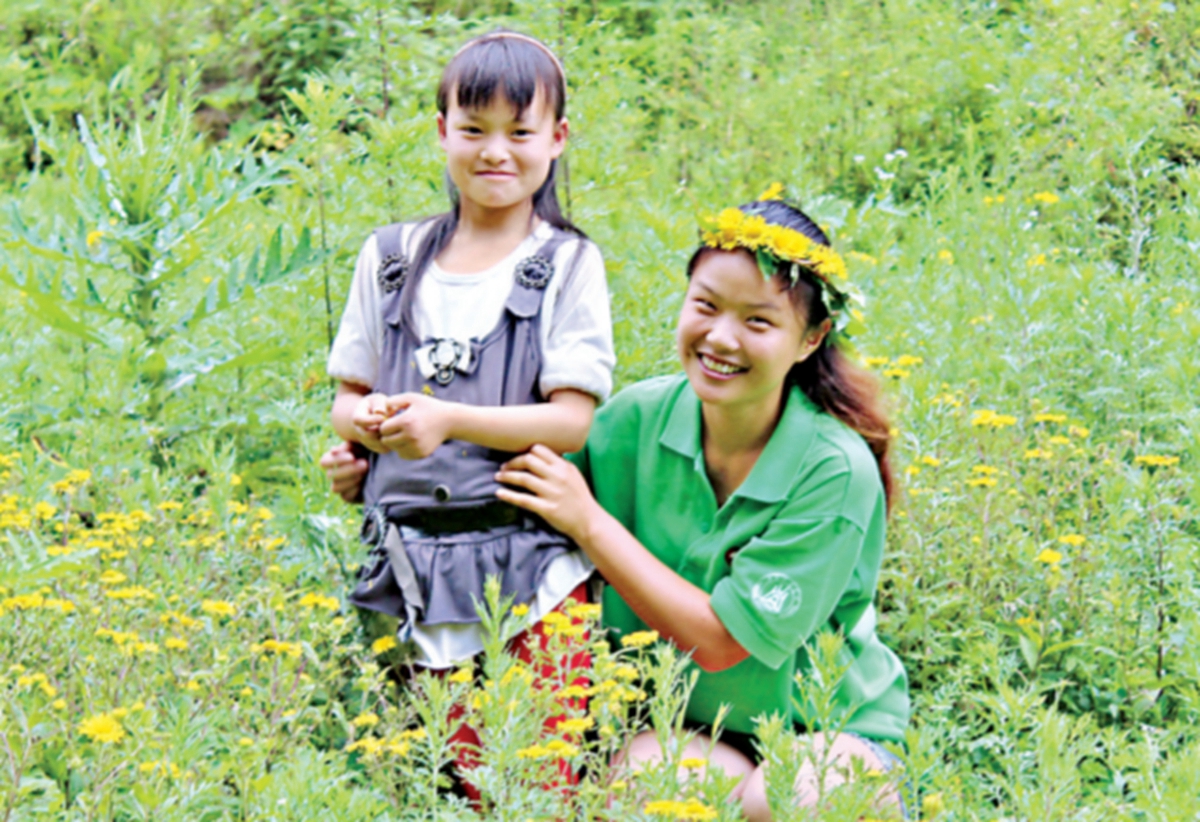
701,354,744,375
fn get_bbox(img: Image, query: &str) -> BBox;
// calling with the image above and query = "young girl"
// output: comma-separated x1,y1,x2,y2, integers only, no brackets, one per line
496,192,910,819
326,31,613,675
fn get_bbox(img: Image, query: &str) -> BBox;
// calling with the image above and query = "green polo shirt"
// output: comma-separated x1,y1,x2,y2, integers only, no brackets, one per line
572,374,909,742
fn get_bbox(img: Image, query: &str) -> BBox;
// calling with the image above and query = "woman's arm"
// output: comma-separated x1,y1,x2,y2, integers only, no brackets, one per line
378,389,595,459
495,445,749,673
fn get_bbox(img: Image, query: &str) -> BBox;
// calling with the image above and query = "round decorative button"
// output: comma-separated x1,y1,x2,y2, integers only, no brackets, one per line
433,484,451,503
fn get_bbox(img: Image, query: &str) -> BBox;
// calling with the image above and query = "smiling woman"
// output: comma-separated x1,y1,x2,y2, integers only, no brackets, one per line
323,191,908,818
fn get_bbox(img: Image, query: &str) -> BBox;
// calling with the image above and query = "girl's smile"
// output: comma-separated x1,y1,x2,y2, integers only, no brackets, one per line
437,86,567,216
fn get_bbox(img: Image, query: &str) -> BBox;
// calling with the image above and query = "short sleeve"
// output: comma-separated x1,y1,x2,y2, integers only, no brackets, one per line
327,235,384,388
539,240,615,402
710,503,864,670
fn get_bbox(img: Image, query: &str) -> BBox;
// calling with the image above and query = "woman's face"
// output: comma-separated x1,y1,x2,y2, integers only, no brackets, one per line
677,249,826,415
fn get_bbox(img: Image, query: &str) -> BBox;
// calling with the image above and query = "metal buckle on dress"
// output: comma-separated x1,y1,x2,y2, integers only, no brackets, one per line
428,338,465,386
514,254,553,289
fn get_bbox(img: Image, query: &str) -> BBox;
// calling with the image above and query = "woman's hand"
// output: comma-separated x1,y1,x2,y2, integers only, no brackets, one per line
379,393,456,460
351,393,391,454
494,444,603,543
319,441,369,503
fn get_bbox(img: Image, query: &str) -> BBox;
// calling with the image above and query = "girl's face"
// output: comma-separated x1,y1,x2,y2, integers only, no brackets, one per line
677,249,827,415
437,85,567,214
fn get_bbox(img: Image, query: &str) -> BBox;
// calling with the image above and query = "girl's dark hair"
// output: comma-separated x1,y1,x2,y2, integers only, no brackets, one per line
401,31,585,326
686,199,896,511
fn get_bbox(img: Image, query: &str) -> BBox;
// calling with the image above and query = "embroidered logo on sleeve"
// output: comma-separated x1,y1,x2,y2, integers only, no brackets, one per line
751,573,803,617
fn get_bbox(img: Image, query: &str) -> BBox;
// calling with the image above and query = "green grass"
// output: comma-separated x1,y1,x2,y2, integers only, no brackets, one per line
0,0,1198,818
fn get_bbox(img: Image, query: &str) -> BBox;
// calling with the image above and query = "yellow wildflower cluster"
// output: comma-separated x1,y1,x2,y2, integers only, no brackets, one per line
701,208,849,284
253,639,301,658
201,600,237,618
643,798,718,820
51,470,93,496
298,592,340,611
1133,455,1180,468
620,630,659,649
16,672,57,697
971,410,1017,429
370,635,398,654
516,738,580,760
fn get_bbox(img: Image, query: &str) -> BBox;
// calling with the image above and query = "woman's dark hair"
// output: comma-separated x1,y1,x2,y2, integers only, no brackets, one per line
685,199,896,511
400,31,585,326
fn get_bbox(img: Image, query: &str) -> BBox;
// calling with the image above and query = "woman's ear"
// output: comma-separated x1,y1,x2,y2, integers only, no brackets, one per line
795,318,832,364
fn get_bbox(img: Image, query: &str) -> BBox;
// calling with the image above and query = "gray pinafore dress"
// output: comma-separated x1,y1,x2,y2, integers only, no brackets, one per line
348,221,576,639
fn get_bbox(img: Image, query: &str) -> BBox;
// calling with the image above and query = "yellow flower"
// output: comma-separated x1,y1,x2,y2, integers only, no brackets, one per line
555,684,594,701
566,603,601,621
881,367,910,379
352,712,380,728
511,602,530,618
164,637,188,651
298,592,340,611
1027,253,1047,267
78,712,125,744
1058,534,1086,547
893,354,924,368
1047,435,1071,446
620,630,660,649
371,635,398,654
920,455,942,467
448,668,473,684
33,501,57,519
971,465,998,476
86,229,105,249
1033,413,1067,423
757,182,785,201
254,639,301,658
556,717,594,735
1032,191,1060,205
680,756,707,769
1134,455,1180,468
51,699,67,711
201,600,236,618
1068,425,1090,438
937,248,954,264
923,791,946,817
1024,448,1053,460
238,737,254,747
157,501,183,512
971,410,1017,429
1035,548,1063,565
966,477,997,488
98,569,128,586
863,356,890,368
346,737,385,756
230,474,242,486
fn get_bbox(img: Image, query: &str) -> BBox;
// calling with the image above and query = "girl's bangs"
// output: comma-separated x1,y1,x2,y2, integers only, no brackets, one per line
438,38,564,119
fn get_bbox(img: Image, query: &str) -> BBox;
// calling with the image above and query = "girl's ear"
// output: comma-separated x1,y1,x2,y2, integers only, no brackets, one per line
549,117,569,160
436,112,448,149
795,318,832,365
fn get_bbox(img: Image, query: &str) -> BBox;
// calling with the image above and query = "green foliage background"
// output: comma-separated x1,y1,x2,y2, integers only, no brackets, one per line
1,0,1199,818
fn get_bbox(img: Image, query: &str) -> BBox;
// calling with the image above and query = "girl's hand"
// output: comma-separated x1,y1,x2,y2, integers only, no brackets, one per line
352,394,390,453
379,393,456,459
319,441,369,503
494,444,603,543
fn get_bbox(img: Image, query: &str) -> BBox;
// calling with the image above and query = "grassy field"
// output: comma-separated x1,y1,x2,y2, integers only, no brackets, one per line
1,0,1198,818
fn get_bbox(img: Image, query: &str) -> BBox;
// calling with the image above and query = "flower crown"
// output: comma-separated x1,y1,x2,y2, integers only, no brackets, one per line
700,184,866,340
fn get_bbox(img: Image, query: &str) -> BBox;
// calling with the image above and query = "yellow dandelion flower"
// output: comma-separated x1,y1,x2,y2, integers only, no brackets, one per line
298,592,340,611
1027,253,1047,267
164,636,188,651
448,668,473,684
971,465,999,475
920,455,942,467
237,737,254,747
352,712,380,728
511,602,530,618
1047,435,1071,446
937,249,954,264
201,600,236,618
1134,455,1180,468
1068,425,1090,438
1032,191,1060,205
680,757,707,769
863,356,890,368
1058,534,1086,547
1035,548,1063,565
51,698,67,710
757,182,785,201
966,477,998,488
565,603,601,621
556,717,594,735
620,630,660,649
1024,448,1053,460
371,635,398,654
1033,413,1067,423
78,712,125,744
97,569,127,586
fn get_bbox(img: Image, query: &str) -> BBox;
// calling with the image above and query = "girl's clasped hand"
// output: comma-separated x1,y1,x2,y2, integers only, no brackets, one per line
350,392,455,460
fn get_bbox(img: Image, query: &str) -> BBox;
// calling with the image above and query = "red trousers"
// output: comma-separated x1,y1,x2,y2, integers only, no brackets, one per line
440,581,592,801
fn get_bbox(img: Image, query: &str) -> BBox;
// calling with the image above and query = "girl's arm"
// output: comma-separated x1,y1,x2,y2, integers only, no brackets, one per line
495,445,750,673
378,389,595,459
